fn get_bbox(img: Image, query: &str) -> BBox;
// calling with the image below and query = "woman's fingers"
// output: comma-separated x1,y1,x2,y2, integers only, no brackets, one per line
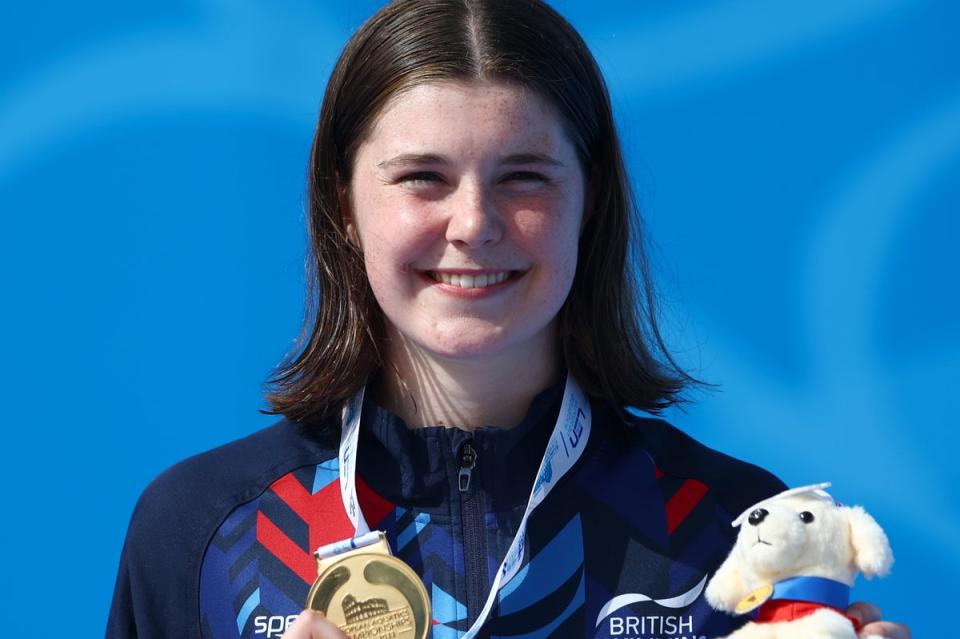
848,600,883,626
282,610,349,639
848,601,911,639
860,621,912,639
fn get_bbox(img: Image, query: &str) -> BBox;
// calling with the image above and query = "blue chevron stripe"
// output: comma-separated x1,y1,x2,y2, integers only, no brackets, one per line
236,587,260,634
492,572,584,639
398,512,430,550
498,563,529,601
432,583,467,624
258,573,304,620
498,514,583,615
201,500,262,637
311,458,340,494
432,624,463,639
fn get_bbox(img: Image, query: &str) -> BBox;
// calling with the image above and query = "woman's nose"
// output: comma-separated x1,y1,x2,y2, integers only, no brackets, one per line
445,184,503,248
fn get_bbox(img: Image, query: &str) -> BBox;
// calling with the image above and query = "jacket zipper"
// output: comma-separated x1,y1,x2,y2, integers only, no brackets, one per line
458,440,489,630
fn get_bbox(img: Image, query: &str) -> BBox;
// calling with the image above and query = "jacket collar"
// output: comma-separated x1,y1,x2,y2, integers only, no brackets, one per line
356,379,564,509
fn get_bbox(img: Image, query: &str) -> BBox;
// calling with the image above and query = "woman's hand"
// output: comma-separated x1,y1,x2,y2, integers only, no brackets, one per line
281,610,348,639
848,601,911,639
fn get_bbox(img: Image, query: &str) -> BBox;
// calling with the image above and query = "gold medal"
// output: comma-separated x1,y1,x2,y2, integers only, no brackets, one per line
735,583,774,614
307,532,431,639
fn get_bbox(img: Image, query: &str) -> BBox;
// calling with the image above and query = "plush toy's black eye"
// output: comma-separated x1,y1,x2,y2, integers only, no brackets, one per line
799,511,815,523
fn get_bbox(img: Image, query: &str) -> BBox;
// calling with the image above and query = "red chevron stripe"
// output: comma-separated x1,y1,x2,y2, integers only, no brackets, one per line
269,473,315,520
270,474,354,556
256,511,316,584
357,475,394,529
256,470,397,584
665,478,708,534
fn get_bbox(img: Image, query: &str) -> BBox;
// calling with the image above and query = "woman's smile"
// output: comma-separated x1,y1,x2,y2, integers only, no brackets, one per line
420,269,524,299
426,270,514,289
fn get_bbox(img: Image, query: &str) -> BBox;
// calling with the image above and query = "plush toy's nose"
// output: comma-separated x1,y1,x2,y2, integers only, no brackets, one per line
747,508,769,526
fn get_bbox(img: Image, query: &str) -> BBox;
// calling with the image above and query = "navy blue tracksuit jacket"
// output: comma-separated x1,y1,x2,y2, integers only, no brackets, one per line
107,384,784,638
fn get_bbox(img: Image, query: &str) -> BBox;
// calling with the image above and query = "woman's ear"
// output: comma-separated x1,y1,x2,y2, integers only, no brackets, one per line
338,181,361,249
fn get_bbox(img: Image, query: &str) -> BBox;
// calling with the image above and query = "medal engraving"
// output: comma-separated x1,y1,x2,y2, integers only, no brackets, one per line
340,593,414,638
308,534,430,639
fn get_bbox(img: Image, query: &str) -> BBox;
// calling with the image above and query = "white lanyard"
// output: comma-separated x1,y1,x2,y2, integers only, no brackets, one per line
335,373,592,638
338,388,370,535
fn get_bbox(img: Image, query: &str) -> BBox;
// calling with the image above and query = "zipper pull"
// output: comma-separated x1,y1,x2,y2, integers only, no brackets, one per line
458,441,477,492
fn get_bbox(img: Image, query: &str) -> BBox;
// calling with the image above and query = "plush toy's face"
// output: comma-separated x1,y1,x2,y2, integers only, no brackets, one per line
705,486,893,613
734,494,853,583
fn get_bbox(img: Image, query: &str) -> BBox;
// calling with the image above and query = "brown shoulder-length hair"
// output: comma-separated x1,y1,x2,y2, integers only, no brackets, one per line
265,0,701,423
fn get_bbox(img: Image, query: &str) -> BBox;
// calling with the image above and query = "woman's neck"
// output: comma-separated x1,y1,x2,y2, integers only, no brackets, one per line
376,329,561,431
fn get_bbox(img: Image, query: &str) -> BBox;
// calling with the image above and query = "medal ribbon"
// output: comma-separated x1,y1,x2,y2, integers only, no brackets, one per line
338,389,369,535
314,531,383,560
334,373,592,638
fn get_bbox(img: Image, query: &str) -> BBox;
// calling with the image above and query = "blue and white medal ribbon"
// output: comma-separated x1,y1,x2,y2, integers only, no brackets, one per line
335,373,592,638
314,530,383,560
338,389,370,536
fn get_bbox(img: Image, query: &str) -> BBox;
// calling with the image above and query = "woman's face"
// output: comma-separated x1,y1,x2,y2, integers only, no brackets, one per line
347,80,587,363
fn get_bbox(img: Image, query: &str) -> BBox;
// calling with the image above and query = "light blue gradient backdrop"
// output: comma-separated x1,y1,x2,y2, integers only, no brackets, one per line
1,1,956,635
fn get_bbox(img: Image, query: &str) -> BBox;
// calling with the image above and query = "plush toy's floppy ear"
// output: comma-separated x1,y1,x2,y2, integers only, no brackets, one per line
846,505,893,578
705,551,749,612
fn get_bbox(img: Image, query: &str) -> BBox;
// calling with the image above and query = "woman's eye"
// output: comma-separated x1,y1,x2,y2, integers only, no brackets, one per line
399,171,444,185
501,171,552,191
505,171,547,183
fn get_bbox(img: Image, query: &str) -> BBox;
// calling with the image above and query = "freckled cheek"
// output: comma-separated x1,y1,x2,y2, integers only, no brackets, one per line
363,238,429,286
355,200,442,272
512,209,581,264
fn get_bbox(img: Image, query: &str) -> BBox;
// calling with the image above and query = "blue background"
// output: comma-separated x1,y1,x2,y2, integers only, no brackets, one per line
1,1,956,635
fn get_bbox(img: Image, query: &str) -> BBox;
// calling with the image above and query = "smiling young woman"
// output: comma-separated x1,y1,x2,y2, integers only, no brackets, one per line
107,2,909,639
345,80,586,430
262,0,695,430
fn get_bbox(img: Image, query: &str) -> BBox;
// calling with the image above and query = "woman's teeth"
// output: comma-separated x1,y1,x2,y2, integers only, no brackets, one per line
429,271,511,289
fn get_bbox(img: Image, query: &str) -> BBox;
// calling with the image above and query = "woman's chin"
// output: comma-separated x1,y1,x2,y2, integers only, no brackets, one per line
416,335,514,361
384,314,559,367
401,325,545,364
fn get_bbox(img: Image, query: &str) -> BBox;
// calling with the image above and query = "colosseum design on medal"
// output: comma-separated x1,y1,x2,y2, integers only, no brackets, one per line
307,533,431,639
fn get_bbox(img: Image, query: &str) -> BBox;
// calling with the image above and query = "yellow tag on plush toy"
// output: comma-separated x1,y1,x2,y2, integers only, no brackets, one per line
735,583,773,614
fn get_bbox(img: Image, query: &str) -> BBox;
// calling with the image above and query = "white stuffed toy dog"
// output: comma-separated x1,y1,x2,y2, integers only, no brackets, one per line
705,483,893,638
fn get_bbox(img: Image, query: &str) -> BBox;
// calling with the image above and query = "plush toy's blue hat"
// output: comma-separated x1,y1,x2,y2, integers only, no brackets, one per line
731,482,834,527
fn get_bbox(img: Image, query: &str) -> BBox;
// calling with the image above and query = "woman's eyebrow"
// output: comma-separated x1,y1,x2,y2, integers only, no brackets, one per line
377,151,565,170
378,153,448,170
500,152,565,167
